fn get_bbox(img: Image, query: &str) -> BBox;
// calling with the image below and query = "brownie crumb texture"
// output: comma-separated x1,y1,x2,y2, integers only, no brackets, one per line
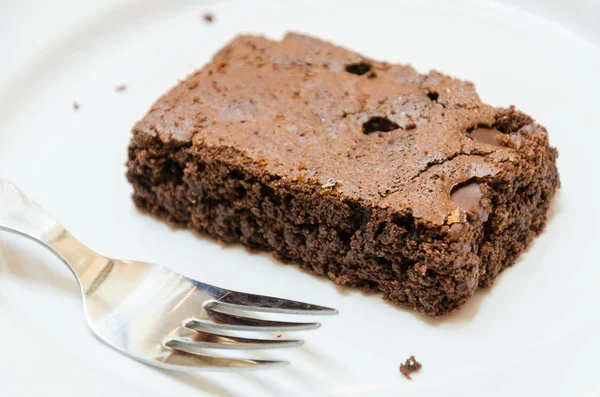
400,355,422,379
126,33,560,316
115,84,128,92
203,12,214,23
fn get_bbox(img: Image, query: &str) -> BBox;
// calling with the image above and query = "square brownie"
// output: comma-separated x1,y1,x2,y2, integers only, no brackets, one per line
126,33,559,316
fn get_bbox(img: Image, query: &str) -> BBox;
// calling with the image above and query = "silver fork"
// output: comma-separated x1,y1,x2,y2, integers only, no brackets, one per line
0,181,337,370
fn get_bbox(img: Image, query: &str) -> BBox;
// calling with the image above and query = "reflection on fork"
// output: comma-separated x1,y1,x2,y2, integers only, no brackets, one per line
0,180,337,370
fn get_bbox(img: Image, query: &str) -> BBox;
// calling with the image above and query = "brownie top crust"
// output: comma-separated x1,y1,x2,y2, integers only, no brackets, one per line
134,33,542,225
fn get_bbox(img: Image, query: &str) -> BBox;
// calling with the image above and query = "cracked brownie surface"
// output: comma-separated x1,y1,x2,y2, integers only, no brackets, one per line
127,33,560,316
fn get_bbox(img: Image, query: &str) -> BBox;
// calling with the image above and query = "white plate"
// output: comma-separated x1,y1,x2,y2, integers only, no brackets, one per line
1,0,599,396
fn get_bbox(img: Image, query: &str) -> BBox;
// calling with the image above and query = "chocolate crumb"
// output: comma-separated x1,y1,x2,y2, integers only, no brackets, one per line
399,355,421,379
276,334,282,338
73,101,79,110
115,84,127,92
203,12,214,23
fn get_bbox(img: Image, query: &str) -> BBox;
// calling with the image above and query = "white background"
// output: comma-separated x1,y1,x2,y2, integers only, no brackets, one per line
1,1,599,396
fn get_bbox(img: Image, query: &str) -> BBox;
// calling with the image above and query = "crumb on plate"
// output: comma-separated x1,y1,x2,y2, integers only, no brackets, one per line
400,355,421,379
203,12,214,23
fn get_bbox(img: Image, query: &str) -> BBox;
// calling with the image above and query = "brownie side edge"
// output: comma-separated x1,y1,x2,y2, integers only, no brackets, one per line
126,106,559,316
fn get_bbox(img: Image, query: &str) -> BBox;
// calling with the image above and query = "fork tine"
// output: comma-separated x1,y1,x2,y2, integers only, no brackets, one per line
210,290,338,315
185,311,320,332
156,350,287,371
165,332,303,351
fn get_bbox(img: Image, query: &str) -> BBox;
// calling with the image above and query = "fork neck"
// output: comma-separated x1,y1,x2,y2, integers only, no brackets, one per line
0,181,106,293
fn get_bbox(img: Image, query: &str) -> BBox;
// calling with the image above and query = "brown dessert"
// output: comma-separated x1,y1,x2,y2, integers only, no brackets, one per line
126,33,560,316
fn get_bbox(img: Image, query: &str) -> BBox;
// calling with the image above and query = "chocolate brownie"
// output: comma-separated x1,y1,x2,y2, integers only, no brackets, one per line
126,33,560,316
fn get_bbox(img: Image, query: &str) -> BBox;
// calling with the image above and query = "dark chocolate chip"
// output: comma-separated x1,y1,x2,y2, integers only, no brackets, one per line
468,127,502,146
451,183,483,213
451,182,490,221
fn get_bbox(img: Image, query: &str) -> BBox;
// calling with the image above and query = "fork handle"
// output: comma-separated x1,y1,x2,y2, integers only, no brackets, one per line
0,181,64,243
0,180,101,287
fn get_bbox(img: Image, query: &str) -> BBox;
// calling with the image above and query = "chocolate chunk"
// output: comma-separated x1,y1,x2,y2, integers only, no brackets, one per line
451,182,490,221
451,183,483,212
469,127,502,146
